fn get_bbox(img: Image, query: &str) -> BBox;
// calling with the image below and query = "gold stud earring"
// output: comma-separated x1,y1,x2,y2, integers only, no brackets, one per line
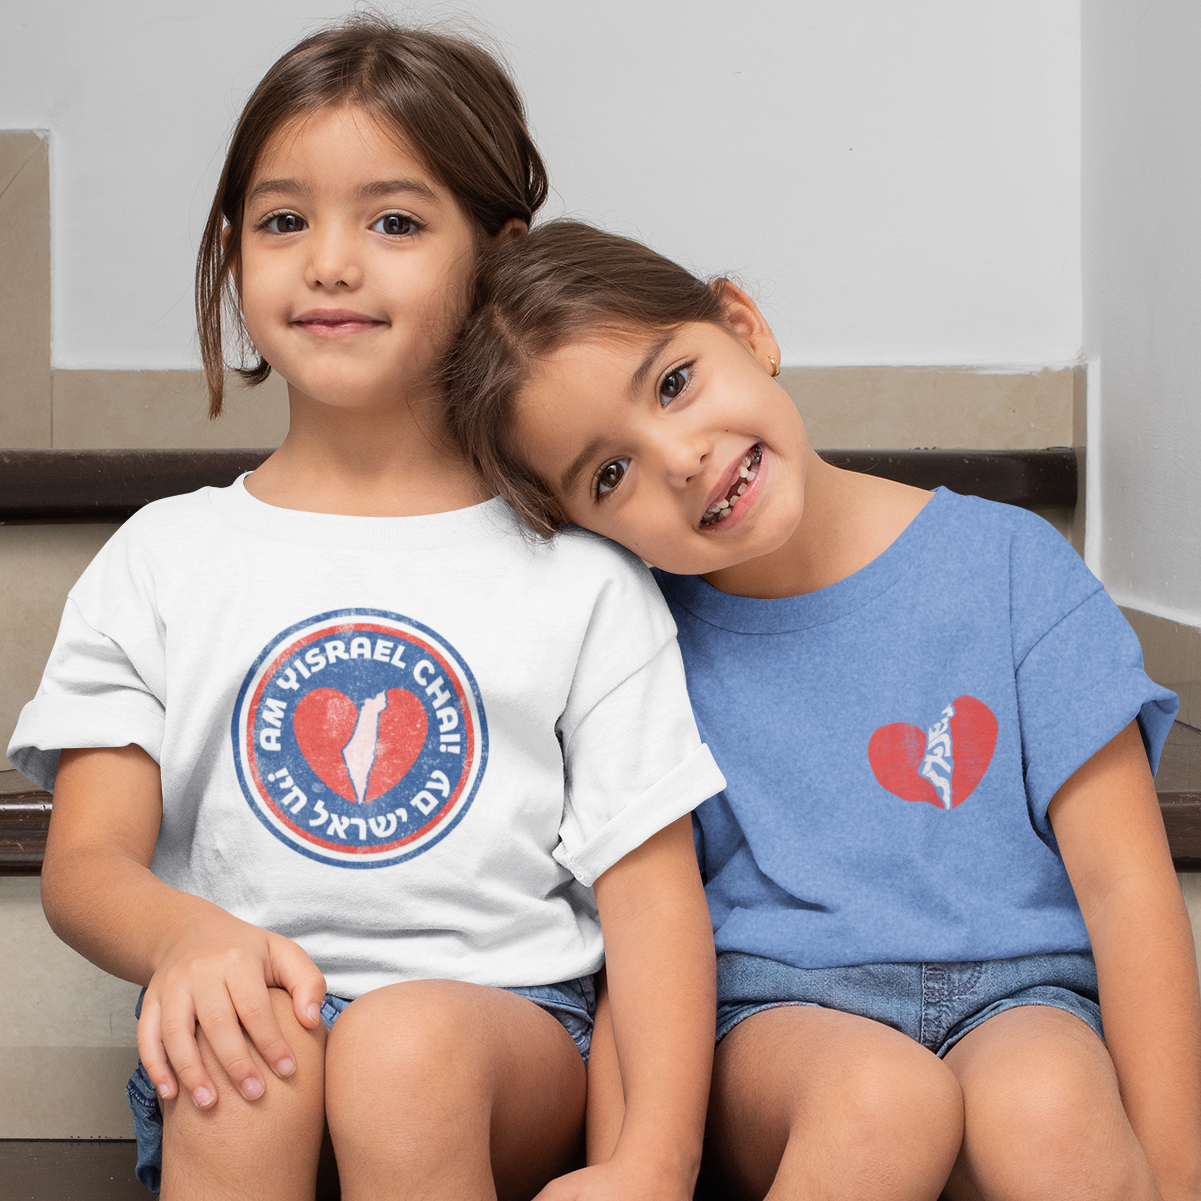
768,357,780,378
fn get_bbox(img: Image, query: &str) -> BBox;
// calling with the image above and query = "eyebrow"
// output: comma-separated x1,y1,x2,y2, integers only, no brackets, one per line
560,435,609,499
245,177,439,205
357,178,439,202
629,333,675,397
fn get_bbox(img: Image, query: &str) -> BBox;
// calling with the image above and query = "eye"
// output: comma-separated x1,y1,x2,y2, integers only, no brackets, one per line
261,211,306,235
595,458,630,498
372,212,420,237
658,363,692,406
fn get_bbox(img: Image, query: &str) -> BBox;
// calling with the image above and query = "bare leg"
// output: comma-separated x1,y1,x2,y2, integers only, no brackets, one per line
325,979,586,1201
585,969,624,1165
943,1005,1162,1201
160,987,327,1201
706,1006,963,1201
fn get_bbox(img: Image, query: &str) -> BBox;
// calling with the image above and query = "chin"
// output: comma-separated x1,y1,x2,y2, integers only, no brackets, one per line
649,546,733,577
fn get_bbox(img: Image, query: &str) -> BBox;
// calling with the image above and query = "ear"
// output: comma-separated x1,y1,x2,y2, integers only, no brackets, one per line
710,279,781,377
495,217,528,244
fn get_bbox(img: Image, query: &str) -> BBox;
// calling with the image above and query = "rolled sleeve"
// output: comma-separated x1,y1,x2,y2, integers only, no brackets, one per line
1017,588,1177,827
553,638,726,886
555,743,725,886
7,598,165,789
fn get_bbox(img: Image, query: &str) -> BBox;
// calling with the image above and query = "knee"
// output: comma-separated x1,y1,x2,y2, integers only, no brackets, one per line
968,1034,1115,1151
326,980,488,1093
820,1042,962,1142
779,1042,963,1192
960,1031,1144,1198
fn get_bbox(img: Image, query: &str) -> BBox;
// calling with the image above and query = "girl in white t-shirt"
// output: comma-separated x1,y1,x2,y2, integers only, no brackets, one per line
9,21,722,1200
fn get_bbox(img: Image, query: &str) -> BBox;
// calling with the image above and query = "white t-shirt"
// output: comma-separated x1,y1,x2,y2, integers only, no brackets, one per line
10,481,724,998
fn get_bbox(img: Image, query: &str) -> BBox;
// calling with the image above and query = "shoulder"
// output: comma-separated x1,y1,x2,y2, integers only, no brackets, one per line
68,486,234,609
505,519,665,600
554,527,675,631
547,524,654,576
106,485,230,548
935,488,1062,537
935,490,1090,574
933,492,1104,658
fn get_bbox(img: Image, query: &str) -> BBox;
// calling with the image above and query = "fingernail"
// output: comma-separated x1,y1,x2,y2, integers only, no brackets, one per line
240,1077,263,1100
307,1003,320,1024
277,1057,295,1077
156,1083,172,1099
192,1087,214,1108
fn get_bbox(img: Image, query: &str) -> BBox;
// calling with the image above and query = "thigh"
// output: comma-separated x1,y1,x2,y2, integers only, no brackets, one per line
160,987,327,1201
325,979,587,1201
707,1005,963,1201
942,1004,1158,1201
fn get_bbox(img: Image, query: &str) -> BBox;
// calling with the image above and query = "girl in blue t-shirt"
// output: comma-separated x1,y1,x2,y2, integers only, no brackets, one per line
444,220,1201,1201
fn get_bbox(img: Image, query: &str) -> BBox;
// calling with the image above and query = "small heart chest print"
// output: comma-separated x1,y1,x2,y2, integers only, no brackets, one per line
868,695,997,811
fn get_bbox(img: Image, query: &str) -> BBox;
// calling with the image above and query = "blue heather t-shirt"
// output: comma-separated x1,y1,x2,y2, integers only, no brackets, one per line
655,489,1178,969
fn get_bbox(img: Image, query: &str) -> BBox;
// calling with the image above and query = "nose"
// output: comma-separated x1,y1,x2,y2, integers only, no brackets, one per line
653,422,712,487
305,222,363,291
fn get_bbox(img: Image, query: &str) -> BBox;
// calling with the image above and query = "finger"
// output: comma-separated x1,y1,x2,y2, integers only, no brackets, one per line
192,982,268,1101
135,995,179,1103
269,938,328,1030
156,990,220,1109
227,978,299,1080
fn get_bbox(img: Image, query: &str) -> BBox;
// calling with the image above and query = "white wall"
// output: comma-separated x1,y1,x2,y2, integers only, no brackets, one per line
1083,1,1201,629
0,0,1080,370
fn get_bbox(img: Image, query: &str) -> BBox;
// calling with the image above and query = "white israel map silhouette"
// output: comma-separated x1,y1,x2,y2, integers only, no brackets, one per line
340,690,390,805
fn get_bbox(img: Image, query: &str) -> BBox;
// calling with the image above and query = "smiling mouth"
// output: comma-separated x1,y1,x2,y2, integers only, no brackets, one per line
701,444,762,527
292,310,385,333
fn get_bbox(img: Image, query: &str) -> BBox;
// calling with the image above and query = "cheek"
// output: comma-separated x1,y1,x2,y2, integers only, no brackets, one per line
236,257,280,336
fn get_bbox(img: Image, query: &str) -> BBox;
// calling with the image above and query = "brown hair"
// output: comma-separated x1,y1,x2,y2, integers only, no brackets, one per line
196,14,548,415
443,219,728,535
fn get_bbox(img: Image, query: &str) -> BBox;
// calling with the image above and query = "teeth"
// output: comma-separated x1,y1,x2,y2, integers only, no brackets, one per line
701,445,762,526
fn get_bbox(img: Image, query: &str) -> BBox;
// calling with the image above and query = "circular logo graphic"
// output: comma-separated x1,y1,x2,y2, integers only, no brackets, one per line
232,609,487,868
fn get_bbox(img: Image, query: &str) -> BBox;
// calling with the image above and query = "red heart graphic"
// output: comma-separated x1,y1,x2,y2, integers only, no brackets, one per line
867,695,997,811
293,687,428,804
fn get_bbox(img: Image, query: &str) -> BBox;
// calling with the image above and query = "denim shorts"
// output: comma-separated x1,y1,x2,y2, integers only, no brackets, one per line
715,950,1103,1056
127,976,594,1193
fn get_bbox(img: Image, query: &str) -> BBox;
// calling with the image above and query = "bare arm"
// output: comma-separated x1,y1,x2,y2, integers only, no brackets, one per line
42,745,327,1109
583,969,624,1165
538,814,715,1200
1050,721,1201,1201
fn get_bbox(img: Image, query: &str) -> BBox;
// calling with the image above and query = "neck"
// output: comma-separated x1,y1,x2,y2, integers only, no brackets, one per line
243,382,490,518
701,450,932,599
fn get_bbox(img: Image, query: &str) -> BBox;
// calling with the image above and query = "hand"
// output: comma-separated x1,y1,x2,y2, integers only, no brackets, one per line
534,1157,694,1201
136,907,326,1110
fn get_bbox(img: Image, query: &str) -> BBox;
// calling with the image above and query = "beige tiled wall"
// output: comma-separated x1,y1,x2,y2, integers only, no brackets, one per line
0,130,51,447
52,369,289,449
0,877,141,1137
780,365,1077,451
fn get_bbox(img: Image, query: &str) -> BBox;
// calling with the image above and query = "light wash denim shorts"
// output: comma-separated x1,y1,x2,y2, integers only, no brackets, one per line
715,950,1103,1055
126,976,595,1193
